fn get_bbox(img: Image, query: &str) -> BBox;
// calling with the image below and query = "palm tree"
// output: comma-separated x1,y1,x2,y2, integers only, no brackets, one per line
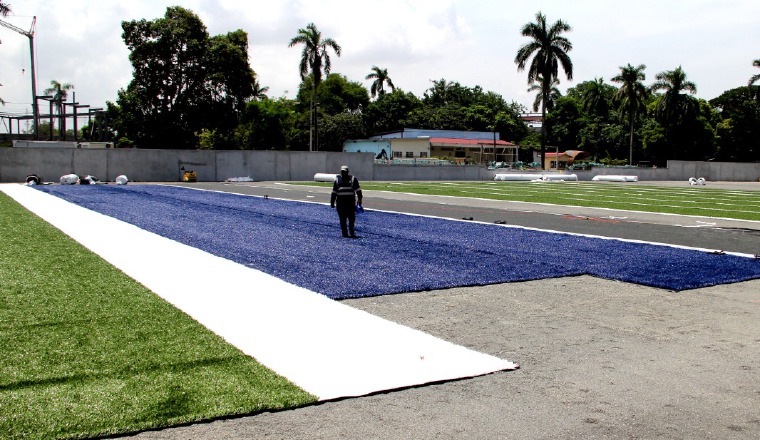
515,11,573,168
749,59,760,100
651,66,697,127
528,76,560,112
581,77,609,118
366,66,395,98
251,79,269,100
288,23,341,151
749,59,760,87
611,64,648,165
43,80,74,140
426,78,456,106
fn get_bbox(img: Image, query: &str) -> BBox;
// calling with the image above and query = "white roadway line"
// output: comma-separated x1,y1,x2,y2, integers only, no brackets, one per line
189,183,758,259
1,184,517,401
275,182,760,226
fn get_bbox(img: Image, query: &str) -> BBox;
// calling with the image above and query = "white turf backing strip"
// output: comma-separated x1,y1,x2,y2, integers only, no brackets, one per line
1,184,517,401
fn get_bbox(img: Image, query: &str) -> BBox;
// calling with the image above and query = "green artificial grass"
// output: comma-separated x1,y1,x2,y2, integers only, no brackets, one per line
295,181,760,221
0,193,316,439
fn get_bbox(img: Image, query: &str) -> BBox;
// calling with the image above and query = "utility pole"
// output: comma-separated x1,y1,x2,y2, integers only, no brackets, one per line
0,17,38,139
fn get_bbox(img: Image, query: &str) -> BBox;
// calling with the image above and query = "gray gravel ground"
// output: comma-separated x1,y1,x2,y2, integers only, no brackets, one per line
121,182,760,440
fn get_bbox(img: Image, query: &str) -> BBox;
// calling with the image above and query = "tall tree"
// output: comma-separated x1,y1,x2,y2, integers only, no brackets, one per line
424,79,457,106
515,11,573,168
545,96,582,150
251,79,269,100
365,66,395,98
611,64,648,164
422,79,485,108
710,86,760,161
314,73,369,115
43,80,74,139
651,66,698,126
749,59,760,100
528,76,560,112
117,7,255,149
581,77,609,118
288,23,341,151
650,66,703,162
364,89,422,134
749,59,760,87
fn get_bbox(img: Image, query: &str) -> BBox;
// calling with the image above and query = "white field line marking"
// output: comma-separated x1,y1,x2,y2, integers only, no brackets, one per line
452,183,760,209
342,183,760,224
239,183,759,257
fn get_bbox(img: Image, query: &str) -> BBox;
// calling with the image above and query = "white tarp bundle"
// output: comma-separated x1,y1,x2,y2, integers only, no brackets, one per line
591,175,638,182
225,176,254,182
314,173,338,182
494,173,578,182
60,174,80,185
543,174,578,181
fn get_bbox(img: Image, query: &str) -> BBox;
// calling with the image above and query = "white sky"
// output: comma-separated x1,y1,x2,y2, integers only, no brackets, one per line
1,0,758,124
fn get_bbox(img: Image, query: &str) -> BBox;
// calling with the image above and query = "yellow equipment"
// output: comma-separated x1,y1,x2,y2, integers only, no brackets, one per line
182,170,197,182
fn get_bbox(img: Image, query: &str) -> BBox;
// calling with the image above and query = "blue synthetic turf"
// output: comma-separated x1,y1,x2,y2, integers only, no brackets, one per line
34,185,760,299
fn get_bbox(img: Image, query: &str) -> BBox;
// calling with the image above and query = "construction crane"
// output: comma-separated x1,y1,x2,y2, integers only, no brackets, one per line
0,16,40,139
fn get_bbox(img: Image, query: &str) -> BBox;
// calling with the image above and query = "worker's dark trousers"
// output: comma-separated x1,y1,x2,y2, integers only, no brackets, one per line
336,204,356,237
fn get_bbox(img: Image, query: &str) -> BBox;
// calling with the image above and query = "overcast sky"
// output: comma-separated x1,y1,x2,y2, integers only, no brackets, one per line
1,0,759,126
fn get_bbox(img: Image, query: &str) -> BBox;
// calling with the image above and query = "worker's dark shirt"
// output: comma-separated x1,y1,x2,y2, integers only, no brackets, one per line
331,174,362,207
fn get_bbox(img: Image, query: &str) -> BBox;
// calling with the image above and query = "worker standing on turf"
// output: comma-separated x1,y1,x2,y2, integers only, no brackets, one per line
330,165,363,238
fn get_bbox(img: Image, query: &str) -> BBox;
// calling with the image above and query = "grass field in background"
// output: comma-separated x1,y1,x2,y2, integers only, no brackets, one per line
0,193,316,440
298,181,760,221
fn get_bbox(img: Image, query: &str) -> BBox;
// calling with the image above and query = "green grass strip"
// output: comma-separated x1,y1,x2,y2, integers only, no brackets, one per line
0,192,316,439
295,181,760,221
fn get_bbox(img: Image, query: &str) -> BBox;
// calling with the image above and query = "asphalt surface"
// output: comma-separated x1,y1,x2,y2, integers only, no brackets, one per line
121,181,760,440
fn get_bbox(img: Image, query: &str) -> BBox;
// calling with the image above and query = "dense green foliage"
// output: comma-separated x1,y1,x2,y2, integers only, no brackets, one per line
710,86,760,161
113,7,256,149
0,193,315,439
93,7,760,164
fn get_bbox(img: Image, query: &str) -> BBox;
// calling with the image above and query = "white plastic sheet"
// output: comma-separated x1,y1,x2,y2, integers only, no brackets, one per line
494,173,578,182
591,175,638,182
314,173,337,182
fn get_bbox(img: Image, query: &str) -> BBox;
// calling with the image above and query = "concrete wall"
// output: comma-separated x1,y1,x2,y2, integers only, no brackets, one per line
2,148,759,183
664,160,760,182
0,148,375,183
573,161,760,182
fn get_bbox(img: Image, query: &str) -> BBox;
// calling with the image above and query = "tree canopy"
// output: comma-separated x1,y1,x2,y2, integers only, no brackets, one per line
114,6,256,149
94,7,760,165
288,22,341,151
611,64,648,164
515,11,573,167
366,66,395,98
